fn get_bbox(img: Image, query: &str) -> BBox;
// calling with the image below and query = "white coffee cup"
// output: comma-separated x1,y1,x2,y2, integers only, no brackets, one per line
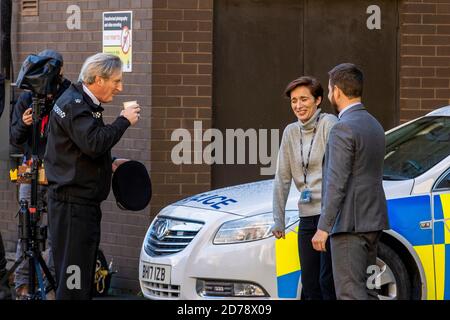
123,100,138,109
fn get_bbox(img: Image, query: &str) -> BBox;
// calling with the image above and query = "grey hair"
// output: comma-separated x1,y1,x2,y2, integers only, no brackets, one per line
78,53,122,84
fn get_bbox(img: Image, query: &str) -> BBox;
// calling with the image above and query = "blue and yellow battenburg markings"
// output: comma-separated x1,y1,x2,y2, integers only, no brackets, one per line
387,196,435,300
432,194,450,300
274,194,450,299
275,226,300,298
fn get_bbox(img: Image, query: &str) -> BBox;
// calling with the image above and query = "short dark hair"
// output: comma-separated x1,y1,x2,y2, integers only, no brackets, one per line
284,76,324,103
328,63,363,98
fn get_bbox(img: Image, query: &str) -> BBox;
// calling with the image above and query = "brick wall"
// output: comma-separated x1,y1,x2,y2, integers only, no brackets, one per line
400,0,450,123
150,0,213,215
1,0,154,293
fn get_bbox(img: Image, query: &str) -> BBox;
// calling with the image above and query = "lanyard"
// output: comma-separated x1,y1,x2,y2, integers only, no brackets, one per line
299,115,320,186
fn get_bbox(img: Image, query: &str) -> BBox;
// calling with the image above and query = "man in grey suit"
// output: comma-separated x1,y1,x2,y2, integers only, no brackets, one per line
311,63,390,300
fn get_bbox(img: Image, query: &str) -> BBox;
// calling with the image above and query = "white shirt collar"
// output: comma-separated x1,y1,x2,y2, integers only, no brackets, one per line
338,102,361,119
82,84,101,106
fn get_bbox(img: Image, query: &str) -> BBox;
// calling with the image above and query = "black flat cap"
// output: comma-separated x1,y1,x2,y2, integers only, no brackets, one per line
112,161,152,211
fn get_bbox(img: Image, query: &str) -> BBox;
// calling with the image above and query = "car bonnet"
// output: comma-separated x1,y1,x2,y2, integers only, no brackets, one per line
172,180,300,217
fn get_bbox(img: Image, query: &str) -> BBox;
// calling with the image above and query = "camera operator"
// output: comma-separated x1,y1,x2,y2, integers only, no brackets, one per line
10,49,70,299
44,53,140,300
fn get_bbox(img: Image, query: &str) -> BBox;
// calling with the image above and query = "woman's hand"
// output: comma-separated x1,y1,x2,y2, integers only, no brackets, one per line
272,230,286,240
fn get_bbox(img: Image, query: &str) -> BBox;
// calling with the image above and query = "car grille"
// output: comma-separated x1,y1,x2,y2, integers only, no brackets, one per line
141,281,181,298
144,217,203,257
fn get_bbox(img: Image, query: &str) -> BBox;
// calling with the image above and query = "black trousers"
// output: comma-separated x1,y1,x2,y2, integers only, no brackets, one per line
298,215,336,300
48,197,101,300
0,231,12,300
0,232,6,271
330,231,382,300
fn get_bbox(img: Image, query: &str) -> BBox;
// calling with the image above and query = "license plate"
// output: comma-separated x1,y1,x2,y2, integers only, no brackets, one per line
140,262,171,285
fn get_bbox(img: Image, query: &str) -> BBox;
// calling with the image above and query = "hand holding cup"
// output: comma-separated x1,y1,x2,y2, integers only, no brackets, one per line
121,101,141,126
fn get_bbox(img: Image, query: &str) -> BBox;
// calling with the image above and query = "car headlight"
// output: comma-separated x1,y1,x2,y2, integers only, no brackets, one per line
213,211,299,245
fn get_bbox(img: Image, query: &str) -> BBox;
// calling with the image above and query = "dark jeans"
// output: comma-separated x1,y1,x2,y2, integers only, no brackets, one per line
330,231,382,300
48,197,101,300
298,215,336,300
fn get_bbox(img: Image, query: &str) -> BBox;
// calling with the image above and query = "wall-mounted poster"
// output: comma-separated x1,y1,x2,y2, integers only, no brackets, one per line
103,11,132,72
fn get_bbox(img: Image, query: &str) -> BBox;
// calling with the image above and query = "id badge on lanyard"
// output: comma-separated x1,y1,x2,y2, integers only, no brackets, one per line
299,188,312,203
299,115,320,204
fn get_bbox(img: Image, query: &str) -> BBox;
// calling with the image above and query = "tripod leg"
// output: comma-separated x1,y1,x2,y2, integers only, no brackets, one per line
34,259,46,300
36,254,56,294
29,253,35,297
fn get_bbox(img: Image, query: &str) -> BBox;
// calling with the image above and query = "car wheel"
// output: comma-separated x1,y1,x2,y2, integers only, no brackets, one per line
375,242,411,300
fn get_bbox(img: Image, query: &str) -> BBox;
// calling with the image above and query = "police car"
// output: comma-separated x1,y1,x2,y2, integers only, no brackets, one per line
139,106,450,300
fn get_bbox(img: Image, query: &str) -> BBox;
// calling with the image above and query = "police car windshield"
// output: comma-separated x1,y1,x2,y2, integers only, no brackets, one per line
384,116,450,180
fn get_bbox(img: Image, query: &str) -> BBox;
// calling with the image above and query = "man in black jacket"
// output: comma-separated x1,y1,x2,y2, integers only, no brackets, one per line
44,53,140,300
10,49,70,299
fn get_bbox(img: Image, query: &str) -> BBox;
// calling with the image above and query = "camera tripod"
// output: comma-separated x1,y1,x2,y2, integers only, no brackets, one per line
0,95,56,300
